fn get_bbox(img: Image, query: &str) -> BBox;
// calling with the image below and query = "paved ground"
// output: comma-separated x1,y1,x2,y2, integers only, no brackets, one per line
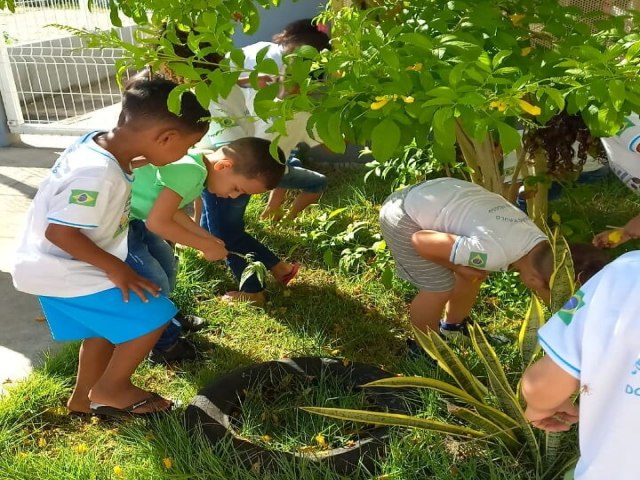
0,135,75,394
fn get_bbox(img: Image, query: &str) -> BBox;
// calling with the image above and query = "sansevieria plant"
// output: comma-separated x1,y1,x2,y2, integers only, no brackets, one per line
302,226,578,478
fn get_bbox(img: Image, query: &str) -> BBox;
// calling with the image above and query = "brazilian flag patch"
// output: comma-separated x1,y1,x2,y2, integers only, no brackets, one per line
468,251,488,268
557,289,585,325
69,189,98,207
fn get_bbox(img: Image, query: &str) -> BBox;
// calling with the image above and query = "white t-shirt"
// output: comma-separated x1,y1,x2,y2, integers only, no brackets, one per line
11,132,133,298
601,113,640,193
538,250,640,480
236,41,284,79
403,178,547,271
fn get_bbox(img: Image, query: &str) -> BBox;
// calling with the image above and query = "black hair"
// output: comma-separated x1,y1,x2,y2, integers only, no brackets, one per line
221,137,286,189
273,18,331,55
120,71,209,133
533,241,610,286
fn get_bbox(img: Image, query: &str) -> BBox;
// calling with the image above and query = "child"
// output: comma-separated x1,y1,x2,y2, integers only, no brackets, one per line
10,74,209,416
379,177,608,351
129,137,285,361
195,19,331,302
521,251,637,480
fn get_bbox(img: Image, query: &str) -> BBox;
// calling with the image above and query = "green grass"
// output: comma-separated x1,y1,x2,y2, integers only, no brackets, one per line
2,168,636,479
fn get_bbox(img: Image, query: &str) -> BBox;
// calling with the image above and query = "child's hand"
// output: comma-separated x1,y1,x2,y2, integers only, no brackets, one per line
454,265,489,283
106,262,162,303
202,236,228,261
592,228,630,248
525,400,579,432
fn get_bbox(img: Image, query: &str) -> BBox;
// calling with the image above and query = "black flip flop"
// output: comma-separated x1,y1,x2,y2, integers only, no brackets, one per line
90,392,173,419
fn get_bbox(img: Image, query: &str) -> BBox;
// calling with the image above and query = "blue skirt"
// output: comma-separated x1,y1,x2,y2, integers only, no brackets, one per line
38,288,176,344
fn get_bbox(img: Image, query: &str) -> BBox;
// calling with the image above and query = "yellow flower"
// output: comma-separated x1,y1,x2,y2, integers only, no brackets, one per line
370,96,391,110
510,13,525,25
405,63,423,71
259,435,273,442
608,229,624,245
17,452,28,459
113,466,124,477
489,100,508,112
402,95,415,103
518,99,541,116
37,437,47,448
72,443,88,454
521,47,532,56
162,457,173,469
315,434,328,448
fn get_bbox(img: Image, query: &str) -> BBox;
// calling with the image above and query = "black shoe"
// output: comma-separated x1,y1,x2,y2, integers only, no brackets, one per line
439,319,510,346
174,312,207,333
149,338,198,364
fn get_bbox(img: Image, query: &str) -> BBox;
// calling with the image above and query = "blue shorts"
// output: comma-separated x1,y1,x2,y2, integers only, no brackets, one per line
38,288,177,345
278,157,327,194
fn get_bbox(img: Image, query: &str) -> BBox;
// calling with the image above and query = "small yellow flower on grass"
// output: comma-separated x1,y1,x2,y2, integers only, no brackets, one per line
259,435,273,443
518,99,541,116
405,63,423,71
72,443,88,454
113,465,124,477
162,457,173,469
37,437,47,448
510,13,525,25
402,95,415,103
521,47,532,56
17,452,29,459
315,433,328,448
608,229,624,245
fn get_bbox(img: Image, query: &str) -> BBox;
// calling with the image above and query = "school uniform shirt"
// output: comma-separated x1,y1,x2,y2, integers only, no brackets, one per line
130,152,207,221
538,250,640,480
601,113,640,193
11,132,133,298
403,178,547,271
199,41,319,154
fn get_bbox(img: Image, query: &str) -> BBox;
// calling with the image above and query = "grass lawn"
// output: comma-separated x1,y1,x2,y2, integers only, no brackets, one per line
2,166,639,480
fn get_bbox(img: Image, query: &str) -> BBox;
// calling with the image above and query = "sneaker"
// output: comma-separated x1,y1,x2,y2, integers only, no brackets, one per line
149,338,198,364
174,311,206,333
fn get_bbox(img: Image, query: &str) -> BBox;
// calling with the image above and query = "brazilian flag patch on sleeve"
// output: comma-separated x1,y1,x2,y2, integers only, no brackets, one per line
69,189,99,207
468,251,488,268
557,289,585,325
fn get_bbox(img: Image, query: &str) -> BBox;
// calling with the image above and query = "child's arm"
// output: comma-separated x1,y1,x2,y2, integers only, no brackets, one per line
593,214,640,248
192,196,203,224
145,188,228,261
521,355,580,432
411,230,489,282
45,224,161,303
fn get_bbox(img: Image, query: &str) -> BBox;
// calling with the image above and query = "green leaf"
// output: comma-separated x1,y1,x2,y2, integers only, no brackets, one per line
426,86,457,99
398,32,433,51
518,295,545,367
300,407,486,439
371,118,400,161
447,405,521,453
492,50,512,69
166,84,189,115
432,107,455,146
544,88,565,111
229,48,246,69
625,40,640,60
323,249,334,267
497,121,522,155
609,79,626,112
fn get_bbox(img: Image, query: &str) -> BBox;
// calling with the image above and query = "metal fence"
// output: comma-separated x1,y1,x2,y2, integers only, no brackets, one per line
0,0,131,135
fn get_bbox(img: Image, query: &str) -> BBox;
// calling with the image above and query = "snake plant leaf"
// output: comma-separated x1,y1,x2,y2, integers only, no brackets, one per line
300,407,486,439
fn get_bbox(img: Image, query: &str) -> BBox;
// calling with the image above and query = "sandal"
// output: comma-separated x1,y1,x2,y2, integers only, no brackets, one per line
90,392,174,419
221,291,265,305
278,262,300,287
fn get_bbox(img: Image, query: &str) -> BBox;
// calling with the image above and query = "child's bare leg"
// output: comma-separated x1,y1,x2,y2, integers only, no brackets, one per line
284,191,322,220
67,337,114,413
443,274,485,325
88,324,171,413
409,289,451,333
261,188,287,220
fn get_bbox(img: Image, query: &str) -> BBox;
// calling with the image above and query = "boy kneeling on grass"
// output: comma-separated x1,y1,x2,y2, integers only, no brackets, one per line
10,74,209,417
128,137,285,362
379,177,608,354
520,251,640,480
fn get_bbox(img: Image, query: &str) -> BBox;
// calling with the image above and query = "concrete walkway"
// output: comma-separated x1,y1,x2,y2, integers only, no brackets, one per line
0,136,75,394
